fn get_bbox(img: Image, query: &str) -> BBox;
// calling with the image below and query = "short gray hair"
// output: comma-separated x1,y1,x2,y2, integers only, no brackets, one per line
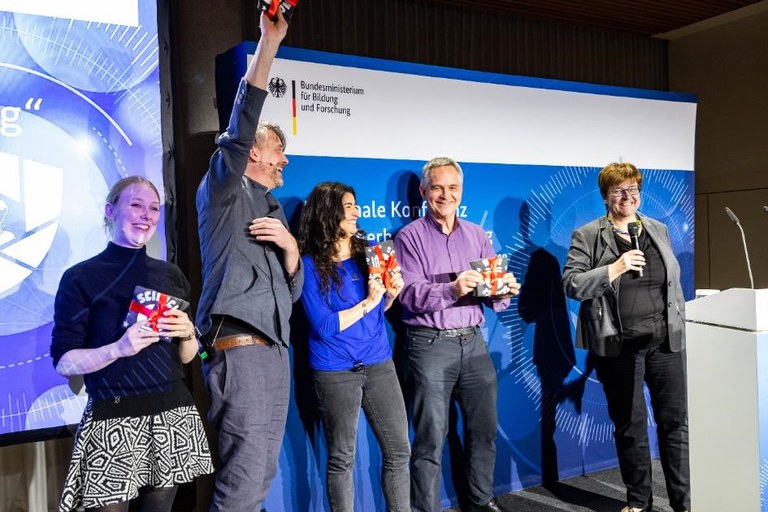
253,121,286,151
421,157,464,189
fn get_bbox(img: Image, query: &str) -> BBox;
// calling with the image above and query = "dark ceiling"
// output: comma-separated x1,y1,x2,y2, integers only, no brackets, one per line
429,0,764,36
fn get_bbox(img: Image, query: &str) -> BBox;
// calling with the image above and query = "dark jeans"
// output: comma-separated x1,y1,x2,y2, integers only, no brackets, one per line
404,327,499,512
203,343,290,512
313,358,411,512
594,343,690,512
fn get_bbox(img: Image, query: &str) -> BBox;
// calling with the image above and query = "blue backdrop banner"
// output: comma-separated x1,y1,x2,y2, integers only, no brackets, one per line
214,46,697,510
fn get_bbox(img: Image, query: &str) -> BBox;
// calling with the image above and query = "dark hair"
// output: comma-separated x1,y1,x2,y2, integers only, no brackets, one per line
104,176,161,235
298,182,368,292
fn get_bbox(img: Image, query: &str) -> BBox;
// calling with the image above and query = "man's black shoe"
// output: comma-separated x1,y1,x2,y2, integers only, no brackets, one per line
476,498,503,512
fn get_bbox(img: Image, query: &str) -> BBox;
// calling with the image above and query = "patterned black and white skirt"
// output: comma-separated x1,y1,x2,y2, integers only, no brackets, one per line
59,400,214,511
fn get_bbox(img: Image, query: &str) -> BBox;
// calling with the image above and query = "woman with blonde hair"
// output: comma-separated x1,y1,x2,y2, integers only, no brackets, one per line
52,176,213,512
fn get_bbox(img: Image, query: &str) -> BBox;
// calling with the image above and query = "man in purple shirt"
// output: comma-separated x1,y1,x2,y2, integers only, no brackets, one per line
395,157,521,512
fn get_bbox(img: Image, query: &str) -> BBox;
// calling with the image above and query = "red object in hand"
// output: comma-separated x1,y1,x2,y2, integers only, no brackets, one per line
128,294,170,332
259,0,299,22
479,256,503,295
369,244,399,289
470,254,510,297
123,286,189,341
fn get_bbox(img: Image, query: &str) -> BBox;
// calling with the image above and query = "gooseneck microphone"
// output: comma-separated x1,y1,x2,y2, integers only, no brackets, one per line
626,221,643,277
725,207,754,289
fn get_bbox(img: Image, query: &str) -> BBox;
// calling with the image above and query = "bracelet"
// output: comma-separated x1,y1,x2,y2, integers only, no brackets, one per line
179,326,201,342
361,300,369,316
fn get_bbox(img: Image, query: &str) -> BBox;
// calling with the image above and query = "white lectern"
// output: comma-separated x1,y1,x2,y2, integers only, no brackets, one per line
686,288,768,512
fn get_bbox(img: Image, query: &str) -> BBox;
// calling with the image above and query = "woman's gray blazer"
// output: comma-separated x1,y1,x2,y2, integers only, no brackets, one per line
562,214,686,357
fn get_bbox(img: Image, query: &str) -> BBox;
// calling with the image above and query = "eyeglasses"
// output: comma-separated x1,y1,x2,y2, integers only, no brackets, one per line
608,186,640,198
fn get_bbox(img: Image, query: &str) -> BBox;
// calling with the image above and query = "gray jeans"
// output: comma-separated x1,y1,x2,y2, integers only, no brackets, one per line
203,344,290,512
313,358,411,512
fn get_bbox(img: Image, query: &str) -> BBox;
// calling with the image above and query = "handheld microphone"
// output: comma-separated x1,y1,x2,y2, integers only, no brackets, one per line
626,221,643,277
724,207,754,289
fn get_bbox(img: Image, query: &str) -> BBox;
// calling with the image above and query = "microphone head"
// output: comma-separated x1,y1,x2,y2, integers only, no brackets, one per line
627,222,640,237
725,207,740,224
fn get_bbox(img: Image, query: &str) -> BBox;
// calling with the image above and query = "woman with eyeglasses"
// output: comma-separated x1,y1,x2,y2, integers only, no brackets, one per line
563,162,690,512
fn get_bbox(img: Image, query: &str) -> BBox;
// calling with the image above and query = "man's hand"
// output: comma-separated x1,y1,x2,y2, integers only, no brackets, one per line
452,270,484,297
494,272,521,299
249,217,296,250
249,216,300,274
259,9,289,43
247,10,289,89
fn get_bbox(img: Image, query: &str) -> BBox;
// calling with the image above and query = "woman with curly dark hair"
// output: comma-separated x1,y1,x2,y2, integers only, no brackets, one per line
298,181,410,512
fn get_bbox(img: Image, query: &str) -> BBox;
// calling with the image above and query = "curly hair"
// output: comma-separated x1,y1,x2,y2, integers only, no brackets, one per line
298,182,368,293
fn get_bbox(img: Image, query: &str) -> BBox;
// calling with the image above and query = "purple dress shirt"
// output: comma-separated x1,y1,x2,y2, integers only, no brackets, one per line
395,214,510,329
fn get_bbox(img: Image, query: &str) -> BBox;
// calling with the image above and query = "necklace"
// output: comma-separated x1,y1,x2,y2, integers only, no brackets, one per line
608,214,641,236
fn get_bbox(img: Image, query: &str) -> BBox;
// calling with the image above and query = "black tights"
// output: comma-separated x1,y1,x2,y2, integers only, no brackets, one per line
86,485,178,512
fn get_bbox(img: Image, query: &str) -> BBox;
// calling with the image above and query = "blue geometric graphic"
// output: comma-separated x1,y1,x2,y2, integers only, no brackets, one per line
0,0,165,442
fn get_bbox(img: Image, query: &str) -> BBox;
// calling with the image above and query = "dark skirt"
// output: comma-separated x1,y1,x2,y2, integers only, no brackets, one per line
59,400,214,511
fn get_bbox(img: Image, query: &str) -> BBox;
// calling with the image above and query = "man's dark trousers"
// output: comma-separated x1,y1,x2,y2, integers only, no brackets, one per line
404,327,499,512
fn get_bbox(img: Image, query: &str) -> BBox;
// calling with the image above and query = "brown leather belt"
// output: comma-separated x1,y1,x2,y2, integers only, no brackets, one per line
212,333,271,352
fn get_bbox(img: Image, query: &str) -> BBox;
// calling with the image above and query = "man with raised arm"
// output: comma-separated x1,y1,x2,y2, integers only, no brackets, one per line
195,11,303,512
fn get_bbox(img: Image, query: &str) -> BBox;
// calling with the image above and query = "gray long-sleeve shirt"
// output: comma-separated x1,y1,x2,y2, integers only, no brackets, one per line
195,79,303,346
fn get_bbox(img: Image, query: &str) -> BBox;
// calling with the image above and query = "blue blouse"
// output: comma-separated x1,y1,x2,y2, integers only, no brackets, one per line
301,255,391,371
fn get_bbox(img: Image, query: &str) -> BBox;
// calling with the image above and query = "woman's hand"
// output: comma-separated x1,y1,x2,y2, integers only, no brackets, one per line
608,249,646,282
385,267,404,300
156,309,195,340
366,274,386,308
157,309,199,363
260,7,289,44
115,321,161,358
55,319,171,377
